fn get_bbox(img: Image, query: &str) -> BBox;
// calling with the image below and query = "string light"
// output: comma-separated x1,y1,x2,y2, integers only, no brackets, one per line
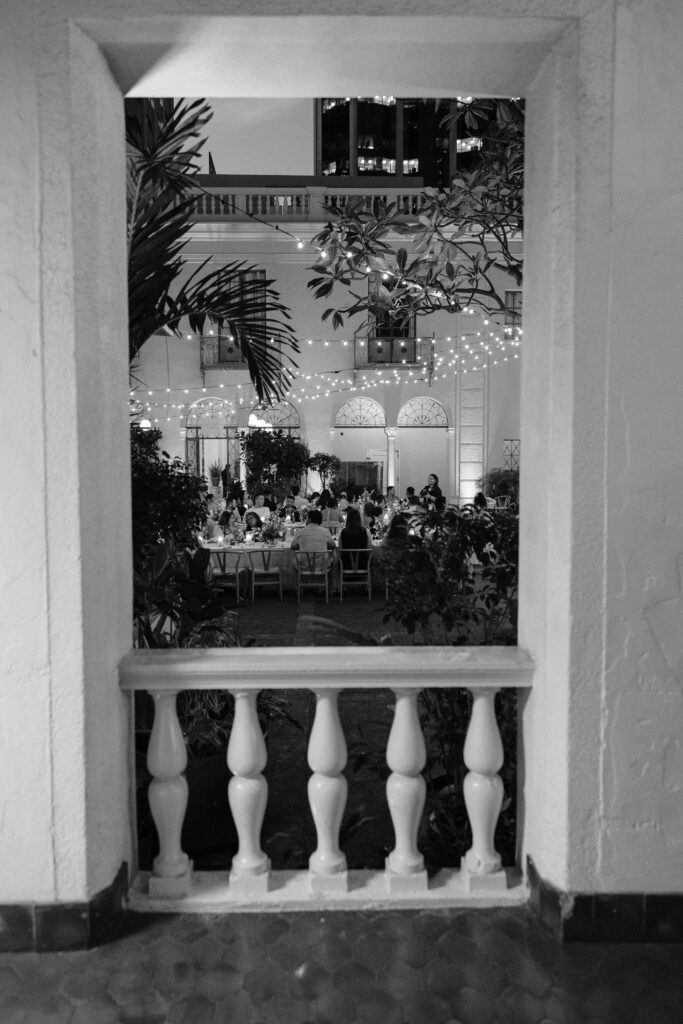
130,329,521,412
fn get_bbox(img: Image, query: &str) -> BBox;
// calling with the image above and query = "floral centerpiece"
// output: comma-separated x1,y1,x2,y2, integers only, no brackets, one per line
260,517,284,545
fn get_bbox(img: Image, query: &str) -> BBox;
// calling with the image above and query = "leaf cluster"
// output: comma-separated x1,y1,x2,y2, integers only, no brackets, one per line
382,505,518,645
306,451,342,489
306,98,524,331
132,538,229,649
126,98,299,402
131,424,210,567
240,427,310,497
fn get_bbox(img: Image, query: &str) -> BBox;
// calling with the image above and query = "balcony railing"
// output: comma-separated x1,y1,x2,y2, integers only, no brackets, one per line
187,175,428,224
355,336,428,367
201,334,247,368
120,645,533,910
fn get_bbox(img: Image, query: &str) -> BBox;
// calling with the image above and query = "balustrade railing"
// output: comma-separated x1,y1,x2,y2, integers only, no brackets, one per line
186,183,427,224
120,646,533,907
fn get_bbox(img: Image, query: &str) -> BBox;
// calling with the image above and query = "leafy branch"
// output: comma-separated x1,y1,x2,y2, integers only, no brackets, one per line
307,98,524,332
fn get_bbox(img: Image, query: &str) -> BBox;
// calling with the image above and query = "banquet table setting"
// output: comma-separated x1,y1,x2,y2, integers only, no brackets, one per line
202,532,384,597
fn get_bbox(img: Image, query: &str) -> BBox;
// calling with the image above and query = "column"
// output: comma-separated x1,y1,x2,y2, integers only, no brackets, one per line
446,426,456,505
385,427,398,489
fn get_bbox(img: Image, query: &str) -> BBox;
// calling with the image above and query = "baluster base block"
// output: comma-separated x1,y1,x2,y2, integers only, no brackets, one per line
384,865,428,894
148,862,193,899
309,869,349,894
460,859,508,892
229,863,271,894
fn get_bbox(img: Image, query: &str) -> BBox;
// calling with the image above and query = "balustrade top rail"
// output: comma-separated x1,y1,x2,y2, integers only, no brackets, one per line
120,645,534,692
187,175,429,223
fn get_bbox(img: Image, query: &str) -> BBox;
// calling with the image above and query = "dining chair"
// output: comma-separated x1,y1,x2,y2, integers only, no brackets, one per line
338,548,373,601
247,547,283,601
209,549,247,602
294,550,335,603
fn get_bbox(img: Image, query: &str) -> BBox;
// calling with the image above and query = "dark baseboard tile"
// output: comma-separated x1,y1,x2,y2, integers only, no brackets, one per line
527,856,683,942
0,862,128,952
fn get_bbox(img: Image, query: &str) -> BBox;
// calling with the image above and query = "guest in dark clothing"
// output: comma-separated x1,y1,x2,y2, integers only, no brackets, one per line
420,473,443,509
339,505,372,569
382,513,410,549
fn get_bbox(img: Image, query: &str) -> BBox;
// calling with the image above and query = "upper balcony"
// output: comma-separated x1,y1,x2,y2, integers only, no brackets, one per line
188,174,427,224
355,336,436,368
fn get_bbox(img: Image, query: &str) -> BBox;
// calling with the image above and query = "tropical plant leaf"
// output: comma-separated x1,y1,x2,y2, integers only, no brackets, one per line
126,98,299,402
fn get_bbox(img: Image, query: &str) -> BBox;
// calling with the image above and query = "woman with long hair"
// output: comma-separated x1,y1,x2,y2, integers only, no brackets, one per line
339,505,372,569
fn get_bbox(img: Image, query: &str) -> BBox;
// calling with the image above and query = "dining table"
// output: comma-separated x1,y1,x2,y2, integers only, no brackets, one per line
203,535,385,596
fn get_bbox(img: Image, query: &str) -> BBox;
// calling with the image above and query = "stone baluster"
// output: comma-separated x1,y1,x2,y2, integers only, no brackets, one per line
385,688,427,891
227,690,269,890
147,690,192,897
461,687,507,890
307,689,348,891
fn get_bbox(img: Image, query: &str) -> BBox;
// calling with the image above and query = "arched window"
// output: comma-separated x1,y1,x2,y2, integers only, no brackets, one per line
248,400,301,435
186,396,238,430
397,396,449,427
334,397,386,427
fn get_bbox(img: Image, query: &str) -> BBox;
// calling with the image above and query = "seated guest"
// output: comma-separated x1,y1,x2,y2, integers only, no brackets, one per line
219,498,241,530
363,499,382,532
243,510,262,533
262,488,278,512
290,508,335,551
322,496,343,526
405,486,421,507
382,513,410,549
252,493,271,521
338,491,349,512
339,505,372,568
281,499,300,522
288,485,308,510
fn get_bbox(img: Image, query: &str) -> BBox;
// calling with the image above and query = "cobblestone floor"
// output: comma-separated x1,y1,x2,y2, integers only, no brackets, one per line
1,907,682,1024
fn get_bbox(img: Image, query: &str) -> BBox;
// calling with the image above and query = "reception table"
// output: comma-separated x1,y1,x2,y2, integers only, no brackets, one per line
204,538,384,598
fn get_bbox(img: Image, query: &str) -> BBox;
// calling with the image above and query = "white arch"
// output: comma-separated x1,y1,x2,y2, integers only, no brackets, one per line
397,396,449,427
334,397,386,427
185,396,237,430
248,399,301,431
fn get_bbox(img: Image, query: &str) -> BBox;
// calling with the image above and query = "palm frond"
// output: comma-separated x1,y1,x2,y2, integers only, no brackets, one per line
125,97,300,402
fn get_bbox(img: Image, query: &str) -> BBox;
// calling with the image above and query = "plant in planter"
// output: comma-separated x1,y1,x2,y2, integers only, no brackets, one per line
207,460,222,485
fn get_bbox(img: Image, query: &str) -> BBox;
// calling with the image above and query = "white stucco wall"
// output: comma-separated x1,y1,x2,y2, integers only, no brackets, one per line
599,1,683,890
3,0,683,905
